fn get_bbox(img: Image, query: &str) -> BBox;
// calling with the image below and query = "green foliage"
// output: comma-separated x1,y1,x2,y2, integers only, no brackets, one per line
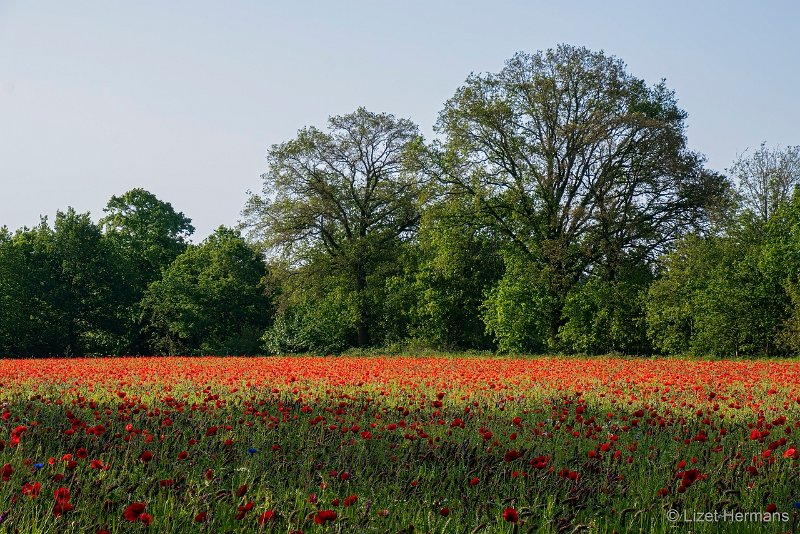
399,201,504,350
262,278,358,355
560,270,652,355
101,189,195,352
763,190,800,352
433,44,729,345
0,210,128,356
243,108,427,347
482,253,554,354
644,237,704,355
646,222,789,357
140,227,271,355
101,188,194,287
49,209,130,355
0,227,27,355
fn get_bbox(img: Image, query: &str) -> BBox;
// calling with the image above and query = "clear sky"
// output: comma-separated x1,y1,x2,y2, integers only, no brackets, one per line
1,1,798,240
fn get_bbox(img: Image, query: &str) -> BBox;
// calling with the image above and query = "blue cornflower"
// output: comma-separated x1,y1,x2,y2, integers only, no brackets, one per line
793,502,800,509
247,447,258,455
33,463,44,470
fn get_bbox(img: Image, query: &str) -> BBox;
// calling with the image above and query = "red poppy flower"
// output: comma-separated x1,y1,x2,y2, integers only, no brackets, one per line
343,495,357,507
21,481,41,498
123,502,147,522
439,507,450,517
139,450,153,463
503,450,522,462
76,447,88,459
469,477,480,486
194,512,207,523
258,510,276,524
502,507,518,523
53,487,70,503
1,463,12,482
53,500,74,517
314,510,337,525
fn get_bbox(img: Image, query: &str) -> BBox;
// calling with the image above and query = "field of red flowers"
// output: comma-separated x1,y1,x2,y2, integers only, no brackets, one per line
0,356,798,533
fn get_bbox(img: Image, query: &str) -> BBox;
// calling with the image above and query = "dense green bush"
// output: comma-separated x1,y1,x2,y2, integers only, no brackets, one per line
140,227,271,355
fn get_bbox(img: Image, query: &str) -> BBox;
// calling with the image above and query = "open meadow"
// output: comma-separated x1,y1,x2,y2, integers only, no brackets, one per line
0,356,797,532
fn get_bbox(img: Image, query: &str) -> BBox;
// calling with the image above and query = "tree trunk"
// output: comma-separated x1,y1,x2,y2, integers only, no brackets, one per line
548,302,563,351
357,323,369,348
355,264,369,347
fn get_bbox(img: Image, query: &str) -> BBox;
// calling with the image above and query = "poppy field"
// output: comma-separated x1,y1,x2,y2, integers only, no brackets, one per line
0,356,798,533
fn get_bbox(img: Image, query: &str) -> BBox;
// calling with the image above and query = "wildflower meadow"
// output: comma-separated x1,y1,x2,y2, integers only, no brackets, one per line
0,356,797,532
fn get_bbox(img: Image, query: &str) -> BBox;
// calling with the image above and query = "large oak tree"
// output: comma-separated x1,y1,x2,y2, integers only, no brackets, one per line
432,45,730,346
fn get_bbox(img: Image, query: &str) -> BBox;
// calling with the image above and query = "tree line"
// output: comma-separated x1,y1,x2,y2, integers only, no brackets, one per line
2,44,799,357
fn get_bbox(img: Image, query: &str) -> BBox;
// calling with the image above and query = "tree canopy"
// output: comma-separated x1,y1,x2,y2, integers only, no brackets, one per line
139,227,272,355
0,45,797,357
243,107,427,346
432,45,730,348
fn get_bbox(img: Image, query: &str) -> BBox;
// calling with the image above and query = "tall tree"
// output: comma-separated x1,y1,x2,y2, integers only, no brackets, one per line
49,209,128,354
243,107,426,347
729,143,800,223
432,45,729,347
101,188,194,352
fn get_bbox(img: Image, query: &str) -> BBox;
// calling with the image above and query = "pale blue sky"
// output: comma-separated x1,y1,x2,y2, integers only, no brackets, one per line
1,1,798,239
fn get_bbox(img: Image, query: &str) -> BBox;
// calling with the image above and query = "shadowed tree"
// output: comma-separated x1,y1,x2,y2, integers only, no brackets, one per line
0,210,127,356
